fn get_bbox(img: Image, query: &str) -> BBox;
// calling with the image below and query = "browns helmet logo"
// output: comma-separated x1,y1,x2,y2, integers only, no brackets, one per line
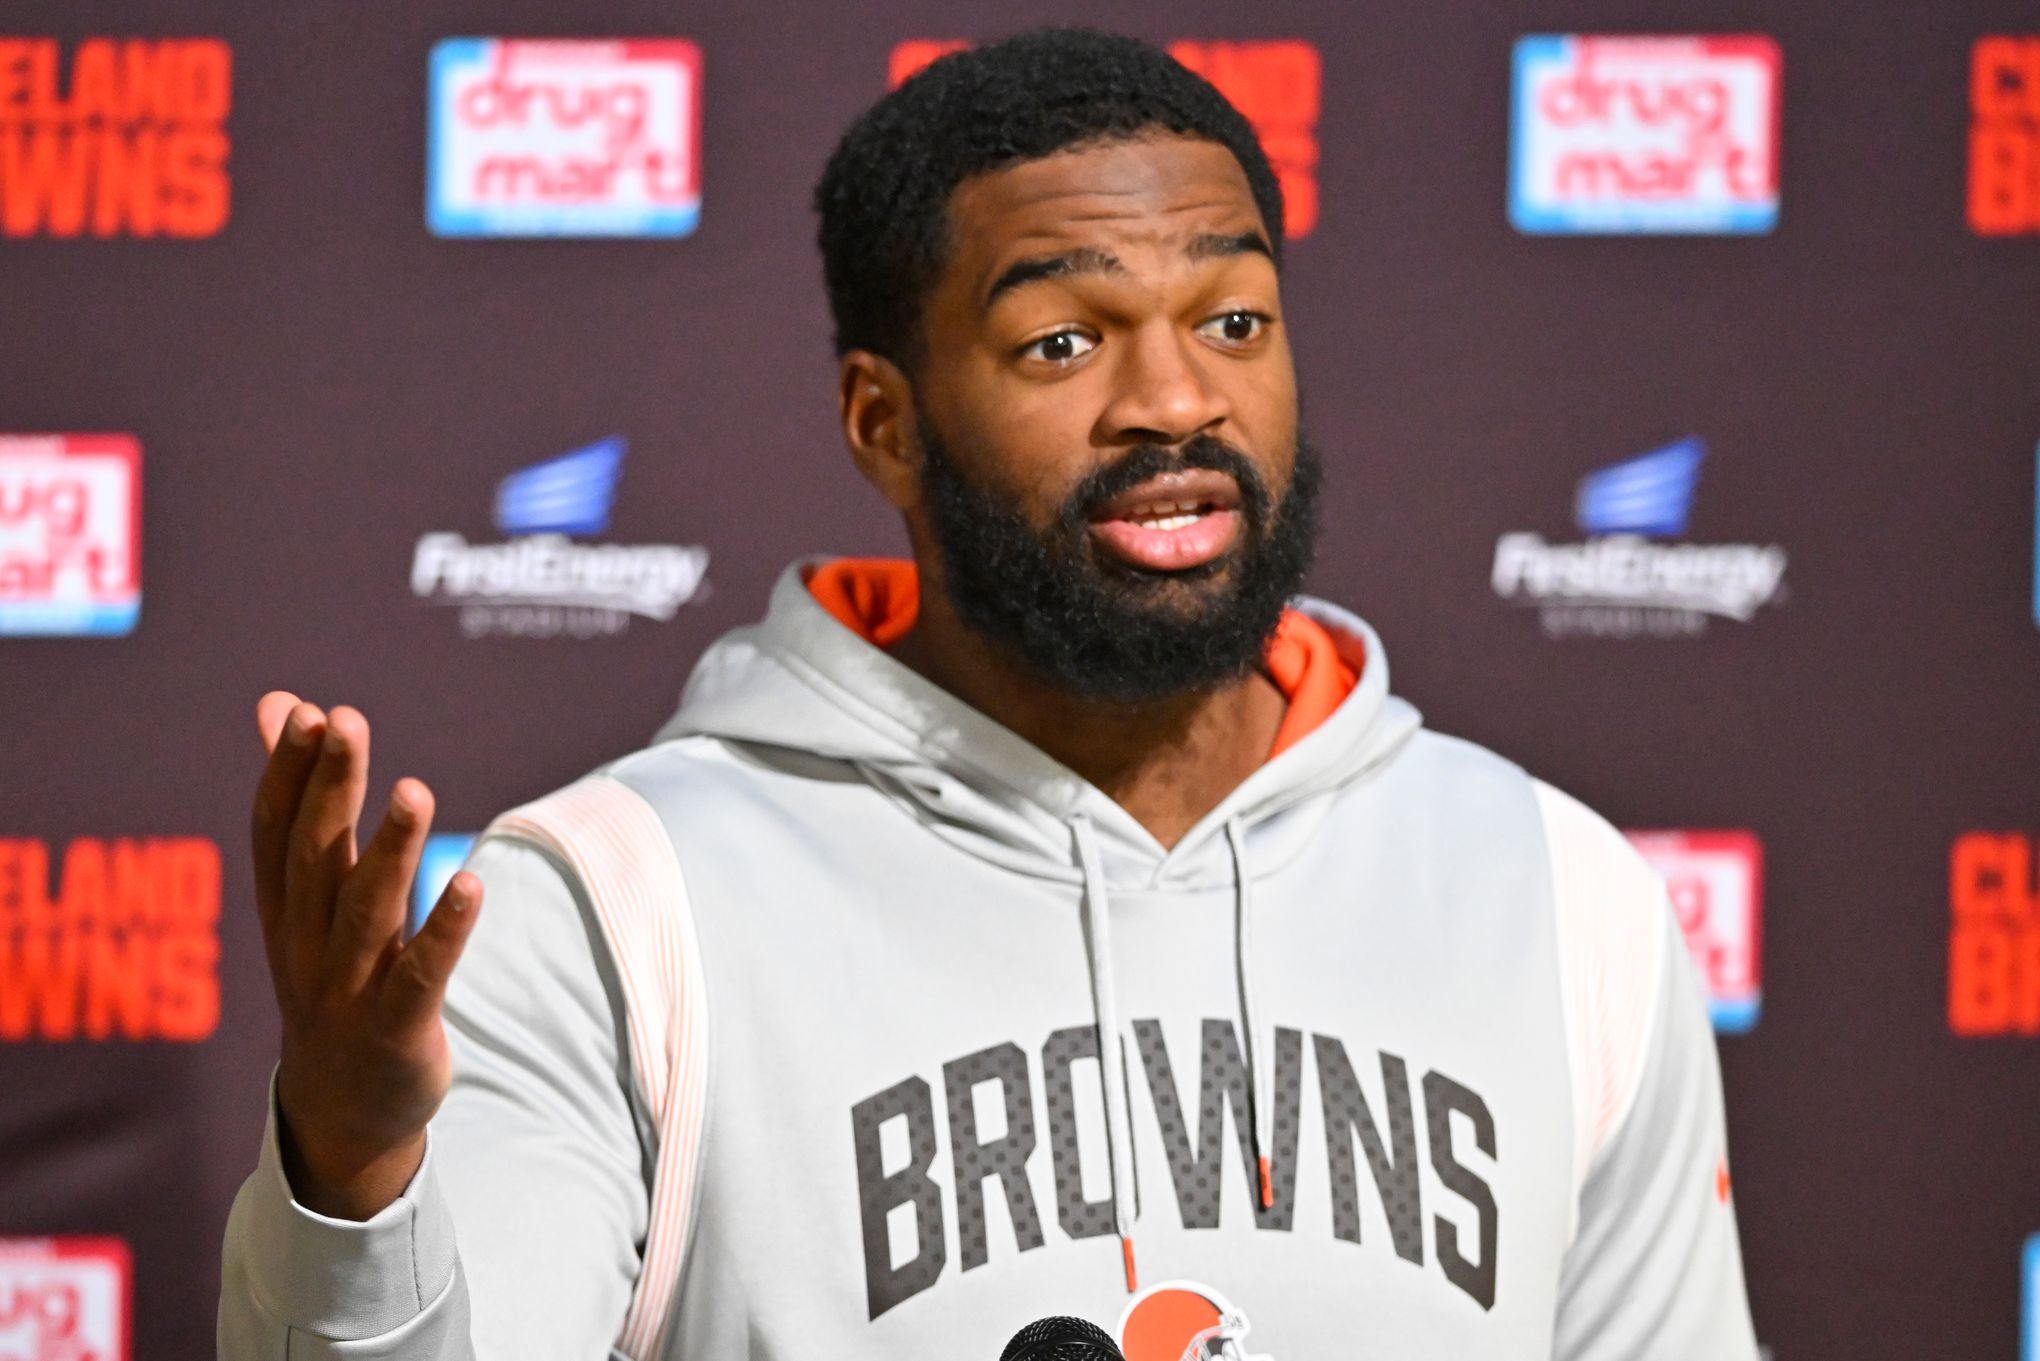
1117,1281,1271,1361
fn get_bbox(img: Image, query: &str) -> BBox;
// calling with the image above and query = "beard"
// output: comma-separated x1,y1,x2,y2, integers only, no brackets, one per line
915,412,1322,705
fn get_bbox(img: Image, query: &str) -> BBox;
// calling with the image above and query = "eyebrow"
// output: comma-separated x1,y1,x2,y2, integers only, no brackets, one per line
980,229,1276,312
982,247,1125,311
1186,229,1275,263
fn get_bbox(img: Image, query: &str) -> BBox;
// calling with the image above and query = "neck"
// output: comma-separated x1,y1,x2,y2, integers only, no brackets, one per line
888,571,1286,849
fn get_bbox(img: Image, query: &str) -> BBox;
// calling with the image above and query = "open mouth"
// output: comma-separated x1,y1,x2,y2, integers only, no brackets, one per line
1085,469,1244,573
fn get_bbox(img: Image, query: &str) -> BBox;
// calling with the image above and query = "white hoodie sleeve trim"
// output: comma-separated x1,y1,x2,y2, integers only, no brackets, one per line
1534,780,1669,1243
489,774,710,1361
220,1074,462,1344
1536,781,1760,1359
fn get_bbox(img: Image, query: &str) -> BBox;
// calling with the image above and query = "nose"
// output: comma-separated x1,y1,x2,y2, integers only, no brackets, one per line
1094,320,1231,449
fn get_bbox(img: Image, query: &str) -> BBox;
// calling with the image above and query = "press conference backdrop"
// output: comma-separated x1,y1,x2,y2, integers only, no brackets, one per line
2,2,2037,1357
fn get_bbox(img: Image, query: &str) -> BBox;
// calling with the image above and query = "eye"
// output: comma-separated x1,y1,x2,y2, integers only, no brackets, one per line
1020,329,1098,365
1198,310,1268,347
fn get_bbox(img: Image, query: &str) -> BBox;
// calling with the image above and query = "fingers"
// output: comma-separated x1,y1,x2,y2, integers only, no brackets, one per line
330,778,435,990
256,691,301,755
250,700,326,940
383,871,483,1030
282,706,372,975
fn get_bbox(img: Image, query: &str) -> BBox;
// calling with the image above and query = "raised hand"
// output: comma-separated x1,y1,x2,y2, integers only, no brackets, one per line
249,691,483,1220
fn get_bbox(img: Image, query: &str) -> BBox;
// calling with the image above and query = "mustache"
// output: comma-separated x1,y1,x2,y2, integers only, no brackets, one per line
1056,435,1274,532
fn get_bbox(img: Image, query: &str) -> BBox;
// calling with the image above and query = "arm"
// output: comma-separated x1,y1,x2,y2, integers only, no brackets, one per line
217,695,649,1358
219,836,647,1358
1537,782,1760,1361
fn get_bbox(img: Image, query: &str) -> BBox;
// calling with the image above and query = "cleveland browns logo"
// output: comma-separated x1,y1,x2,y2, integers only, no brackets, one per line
1118,1281,1270,1361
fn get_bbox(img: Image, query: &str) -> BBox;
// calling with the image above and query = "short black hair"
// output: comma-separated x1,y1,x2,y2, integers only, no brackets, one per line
814,27,1286,366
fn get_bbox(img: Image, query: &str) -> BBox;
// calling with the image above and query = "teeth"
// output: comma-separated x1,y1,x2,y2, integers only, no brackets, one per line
1128,499,1211,530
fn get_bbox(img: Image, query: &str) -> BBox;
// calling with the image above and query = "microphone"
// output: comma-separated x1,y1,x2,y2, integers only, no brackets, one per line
1000,1315,1125,1361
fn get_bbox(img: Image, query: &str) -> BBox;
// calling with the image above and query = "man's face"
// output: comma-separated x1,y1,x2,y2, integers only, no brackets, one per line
905,133,1317,702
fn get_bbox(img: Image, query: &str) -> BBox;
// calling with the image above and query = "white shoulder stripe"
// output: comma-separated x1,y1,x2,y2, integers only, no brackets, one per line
489,774,709,1361
1534,779,1669,1245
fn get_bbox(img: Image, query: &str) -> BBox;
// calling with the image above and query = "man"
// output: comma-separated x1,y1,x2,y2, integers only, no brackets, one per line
219,28,1758,1360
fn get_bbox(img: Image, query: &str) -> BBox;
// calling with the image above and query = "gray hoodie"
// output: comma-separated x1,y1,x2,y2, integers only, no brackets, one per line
218,559,1759,1360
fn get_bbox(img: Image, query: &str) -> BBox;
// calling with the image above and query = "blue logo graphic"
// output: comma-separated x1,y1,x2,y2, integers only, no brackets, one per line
2024,1234,2040,1361
1574,437,1707,537
494,437,626,536
411,834,478,936
1712,996,1759,1035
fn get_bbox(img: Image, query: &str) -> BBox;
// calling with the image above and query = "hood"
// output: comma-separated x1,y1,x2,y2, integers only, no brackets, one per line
655,556,1423,1293
656,558,1421,891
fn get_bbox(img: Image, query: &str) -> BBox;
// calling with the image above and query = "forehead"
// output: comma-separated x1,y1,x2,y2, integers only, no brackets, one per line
941,134,1266,294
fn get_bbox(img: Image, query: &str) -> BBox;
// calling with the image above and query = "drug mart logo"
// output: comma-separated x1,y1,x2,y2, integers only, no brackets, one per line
1627,830,1763,1033
0,1238,129,1361
0,436,140,638
428,38,702,238
409,436,709,639
1490,437,1788,639
886,38,1321,238
1510,35,1781,234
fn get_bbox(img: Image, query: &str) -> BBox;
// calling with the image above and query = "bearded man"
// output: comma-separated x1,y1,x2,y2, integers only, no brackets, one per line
219,28,1759,1361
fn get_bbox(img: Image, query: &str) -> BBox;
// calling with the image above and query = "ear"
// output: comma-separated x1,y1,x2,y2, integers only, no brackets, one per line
838,349,922,512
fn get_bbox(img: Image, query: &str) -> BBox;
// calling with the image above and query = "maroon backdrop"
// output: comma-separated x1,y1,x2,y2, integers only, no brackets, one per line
3,2,2038,1357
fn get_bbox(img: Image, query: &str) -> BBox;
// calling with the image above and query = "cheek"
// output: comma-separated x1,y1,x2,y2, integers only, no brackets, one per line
997,443,1095,529
1220,363,1300,484
1242,337,1300,430
933,370,1102,520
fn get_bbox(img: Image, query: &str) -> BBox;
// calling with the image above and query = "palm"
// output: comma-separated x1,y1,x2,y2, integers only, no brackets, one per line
249,691,483,1217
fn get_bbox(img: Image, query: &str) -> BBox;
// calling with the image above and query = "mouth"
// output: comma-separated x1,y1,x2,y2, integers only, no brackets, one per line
1084,468,1244,573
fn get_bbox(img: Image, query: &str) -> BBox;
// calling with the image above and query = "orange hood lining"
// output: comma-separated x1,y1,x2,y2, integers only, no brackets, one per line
805,557,1359,760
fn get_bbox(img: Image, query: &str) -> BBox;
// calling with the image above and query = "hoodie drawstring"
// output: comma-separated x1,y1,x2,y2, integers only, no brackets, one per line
1227,819,1275,1211
1071,813,1275,1295
1071,813,1140,1292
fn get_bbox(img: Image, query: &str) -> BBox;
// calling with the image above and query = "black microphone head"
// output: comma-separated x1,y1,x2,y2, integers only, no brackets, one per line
1000,1315,1125,1361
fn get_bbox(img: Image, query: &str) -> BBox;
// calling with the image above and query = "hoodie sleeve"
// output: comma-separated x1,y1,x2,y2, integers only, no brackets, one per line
1535,782,1760,1361
217,835,649,1360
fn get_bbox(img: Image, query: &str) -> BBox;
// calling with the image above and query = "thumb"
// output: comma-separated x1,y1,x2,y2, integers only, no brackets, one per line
382,871,484,1030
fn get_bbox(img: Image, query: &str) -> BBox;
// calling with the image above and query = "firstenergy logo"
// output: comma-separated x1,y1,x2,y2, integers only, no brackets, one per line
1491,437,1788,639
409,437,709,639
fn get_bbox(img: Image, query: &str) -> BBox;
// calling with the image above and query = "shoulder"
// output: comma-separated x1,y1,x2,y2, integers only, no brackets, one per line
1399,726,1532,784
1384,728,1665,940
479,734,778,857
1373,727,1541,820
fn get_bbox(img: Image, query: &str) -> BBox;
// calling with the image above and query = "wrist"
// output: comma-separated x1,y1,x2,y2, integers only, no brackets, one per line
277,1109,427,1221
